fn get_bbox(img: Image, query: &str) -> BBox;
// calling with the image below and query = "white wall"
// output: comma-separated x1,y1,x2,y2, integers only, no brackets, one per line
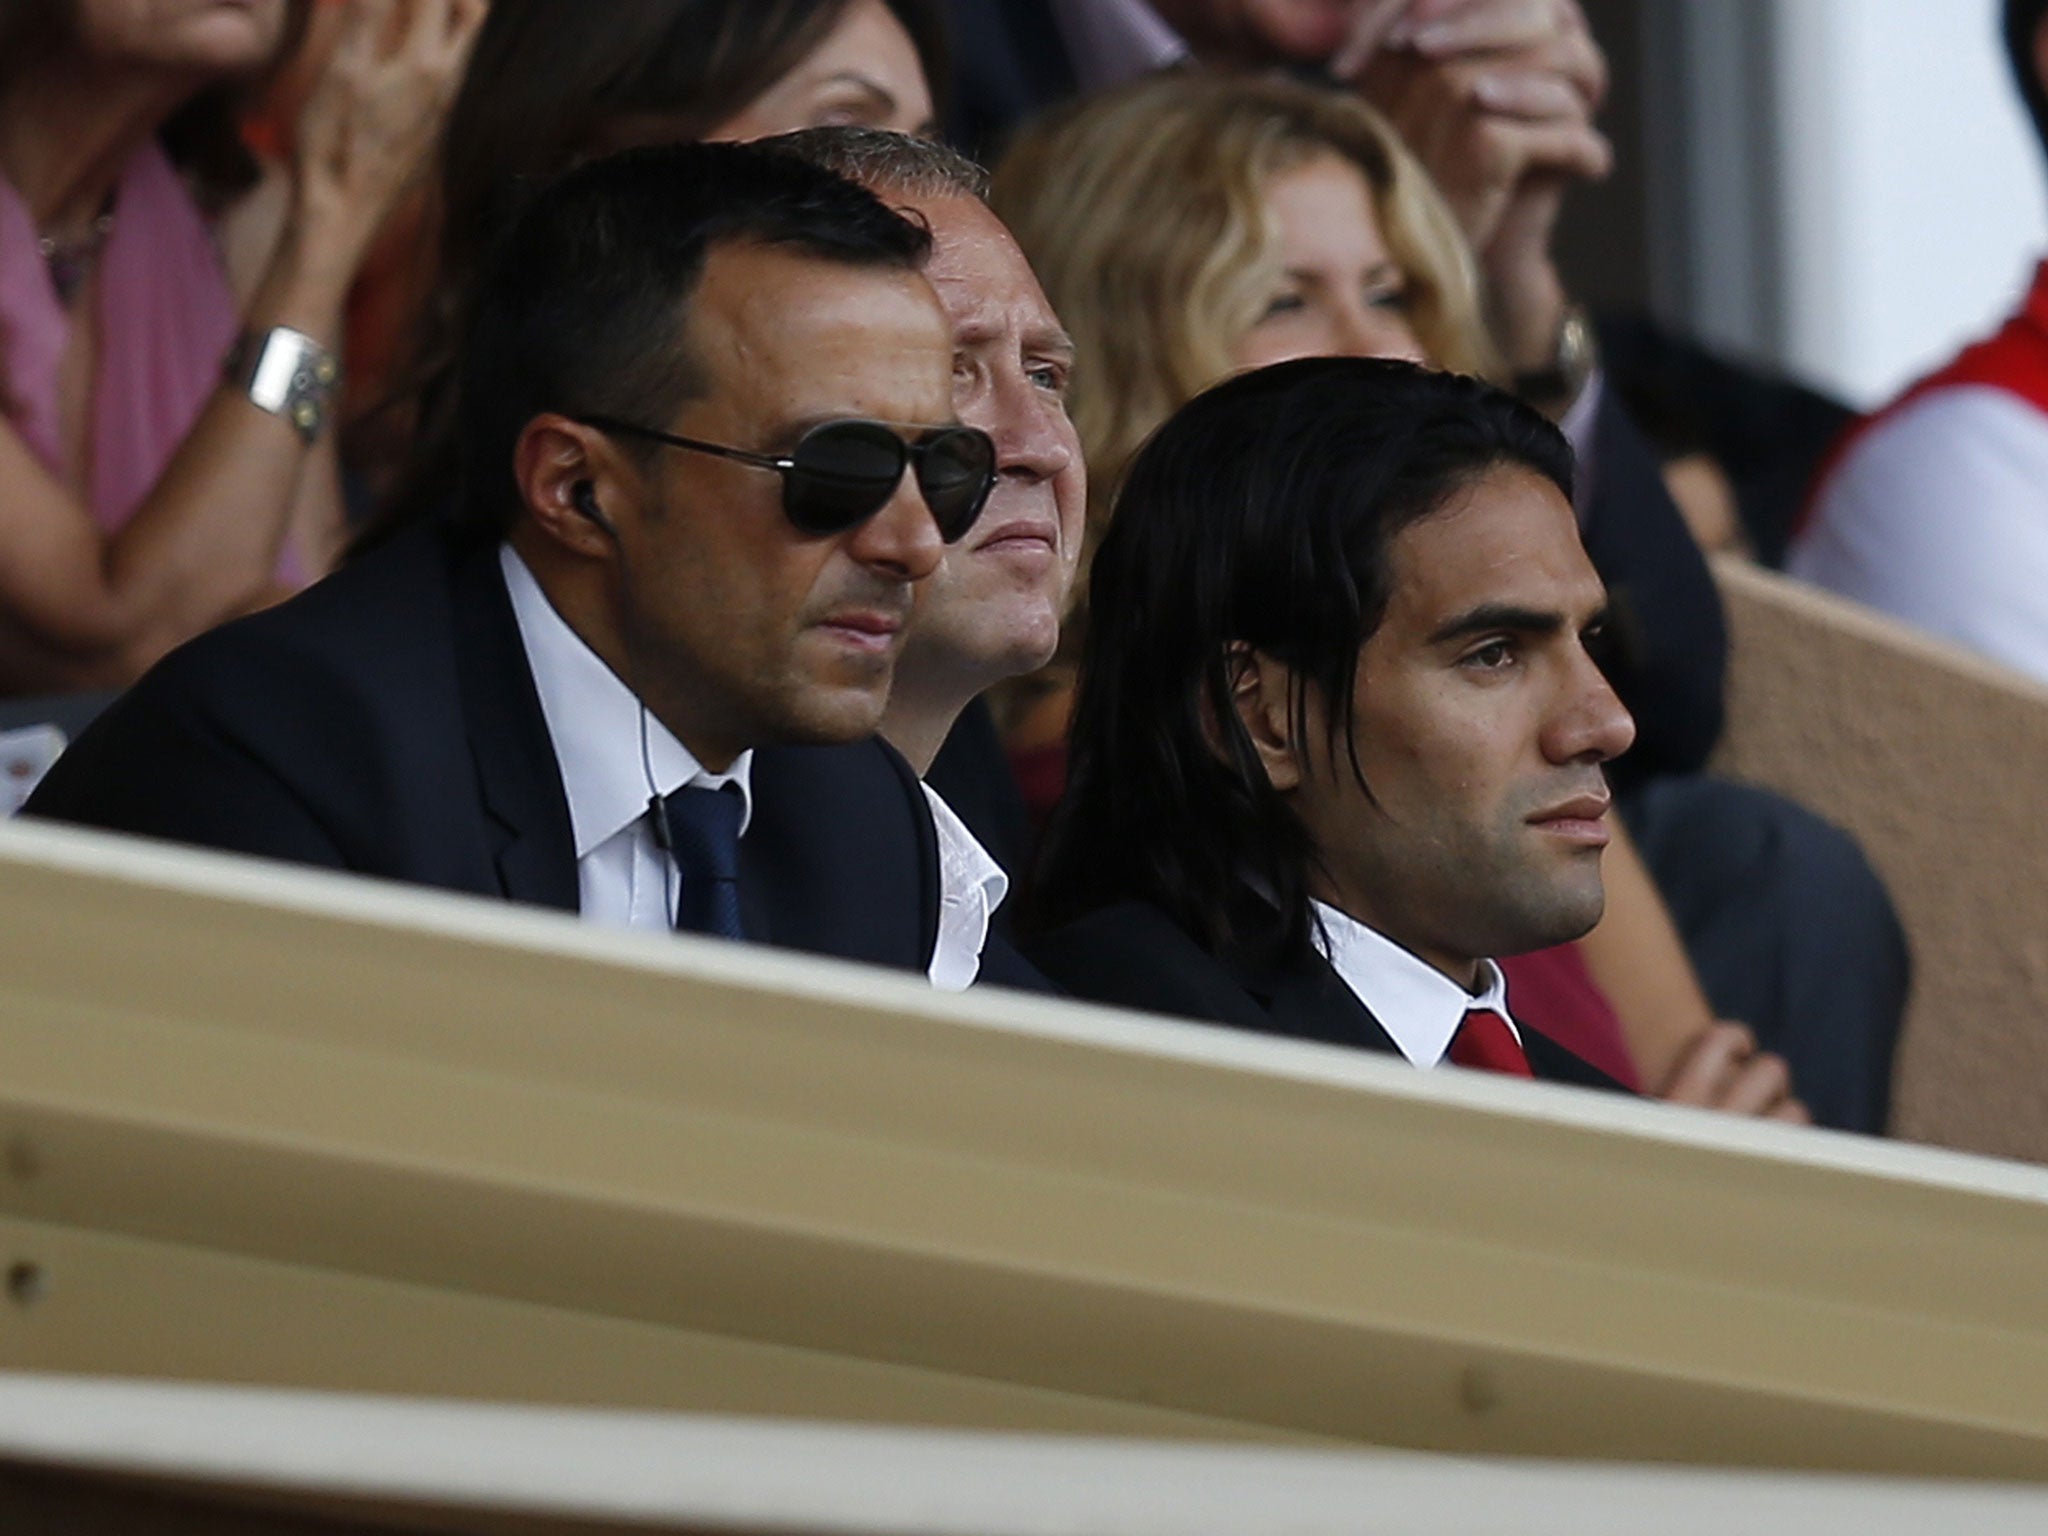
1768,0,2048,407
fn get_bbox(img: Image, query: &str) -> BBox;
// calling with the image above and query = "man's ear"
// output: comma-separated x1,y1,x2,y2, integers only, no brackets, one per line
514,415,633,561
1227,644,1303,793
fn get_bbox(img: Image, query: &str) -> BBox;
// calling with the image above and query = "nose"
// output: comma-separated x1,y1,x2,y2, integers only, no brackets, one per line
1544,646,1637,766
986,371,1075,485
845,471,945,583
1330,297,1427,364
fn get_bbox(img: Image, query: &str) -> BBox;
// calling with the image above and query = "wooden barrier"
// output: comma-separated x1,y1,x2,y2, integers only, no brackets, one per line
1711,559,2048,1162
4,1376,2048,1535
0,819,2045,1477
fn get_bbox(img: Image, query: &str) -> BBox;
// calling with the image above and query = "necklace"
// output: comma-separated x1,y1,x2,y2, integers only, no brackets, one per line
38,191,117,308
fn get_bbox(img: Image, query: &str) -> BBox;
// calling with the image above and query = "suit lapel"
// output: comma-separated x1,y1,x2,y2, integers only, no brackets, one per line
1236,948,1405,1059
448,539,580,912
1521,1027,1632,1092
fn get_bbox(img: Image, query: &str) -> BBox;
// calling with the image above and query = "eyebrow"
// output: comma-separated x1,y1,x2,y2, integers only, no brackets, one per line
1027,327,1077,360
1425,601,1610,647
1282,261,1406,286
817,72,896,112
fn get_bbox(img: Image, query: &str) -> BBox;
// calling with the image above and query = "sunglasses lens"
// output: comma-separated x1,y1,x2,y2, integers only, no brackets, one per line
784,421,907,534
917,427,998,542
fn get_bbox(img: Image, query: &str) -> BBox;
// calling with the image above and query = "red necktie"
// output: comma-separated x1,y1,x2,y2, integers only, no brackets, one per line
1448,1008,1534,1077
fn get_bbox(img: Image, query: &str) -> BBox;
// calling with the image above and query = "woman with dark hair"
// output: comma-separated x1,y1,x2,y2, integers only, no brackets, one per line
358,0,949,531
1028,358,1796,1108
0,0,481,691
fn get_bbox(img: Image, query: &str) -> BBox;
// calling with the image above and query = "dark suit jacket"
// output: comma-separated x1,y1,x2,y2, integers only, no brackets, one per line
1025,899,1628,1091
26,526,941,972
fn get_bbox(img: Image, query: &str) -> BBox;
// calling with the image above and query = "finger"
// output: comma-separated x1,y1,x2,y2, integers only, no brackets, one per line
1482,118,1613,180
1718,1052,1796,1118
1659,1024,1749,1105
401,0,447,55
1408,0,1558,57
1332,0,1419,81
437,0,490,65
329,0,395,70
1471,69,1585,120
1768,1098,1814,1126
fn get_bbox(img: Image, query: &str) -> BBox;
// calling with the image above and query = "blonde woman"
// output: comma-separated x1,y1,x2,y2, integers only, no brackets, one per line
995,71,1849,1123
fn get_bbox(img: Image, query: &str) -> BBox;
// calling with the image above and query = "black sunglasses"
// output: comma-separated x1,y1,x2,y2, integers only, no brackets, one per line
575,413,997,543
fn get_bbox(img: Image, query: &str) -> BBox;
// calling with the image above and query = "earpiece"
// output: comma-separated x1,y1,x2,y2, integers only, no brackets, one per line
571,480,618,540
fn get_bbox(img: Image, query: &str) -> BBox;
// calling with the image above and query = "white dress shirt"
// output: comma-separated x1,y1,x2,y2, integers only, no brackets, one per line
500,547,997,985
1309,900,1520,1068
921,783,1009,991
501,547,752,930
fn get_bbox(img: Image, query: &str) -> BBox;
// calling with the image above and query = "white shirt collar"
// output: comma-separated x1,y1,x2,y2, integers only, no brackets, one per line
1309,900,1517,1068
499,545,752,859
920,782,1009,992
1051,0,1191,93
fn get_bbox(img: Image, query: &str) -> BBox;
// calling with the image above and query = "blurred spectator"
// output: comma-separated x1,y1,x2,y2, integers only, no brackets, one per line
354,0,948,526
994,72,1905,1130
1597,313,1856,568
1792,0,2048,683
0,0,479,692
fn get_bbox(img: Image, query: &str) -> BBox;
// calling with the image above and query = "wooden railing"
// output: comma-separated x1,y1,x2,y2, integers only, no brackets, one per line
0,819,2043,1478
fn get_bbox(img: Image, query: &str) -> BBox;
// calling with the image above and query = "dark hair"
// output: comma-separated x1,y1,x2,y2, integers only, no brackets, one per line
450,138,932,542
1027,357,1575,964
0,0,312,213
2007,0,2048,159
364,0,947,549
438,0,947,308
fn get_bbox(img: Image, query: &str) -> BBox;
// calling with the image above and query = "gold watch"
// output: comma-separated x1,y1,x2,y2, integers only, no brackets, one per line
1511,304,1597,409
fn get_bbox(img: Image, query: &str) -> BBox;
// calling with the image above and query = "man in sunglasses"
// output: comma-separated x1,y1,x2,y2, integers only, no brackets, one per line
30,142,998,981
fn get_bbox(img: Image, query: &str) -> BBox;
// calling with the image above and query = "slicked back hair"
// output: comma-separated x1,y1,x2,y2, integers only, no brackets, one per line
770,124,991,201
1027,358,1575,965
453,139,932,542
2008,0,2048,160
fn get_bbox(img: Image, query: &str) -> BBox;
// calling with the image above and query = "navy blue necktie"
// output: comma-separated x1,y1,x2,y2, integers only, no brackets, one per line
660,783,746,940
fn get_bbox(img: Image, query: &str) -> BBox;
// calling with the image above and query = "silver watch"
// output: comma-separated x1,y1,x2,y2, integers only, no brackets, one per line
225,326,341,444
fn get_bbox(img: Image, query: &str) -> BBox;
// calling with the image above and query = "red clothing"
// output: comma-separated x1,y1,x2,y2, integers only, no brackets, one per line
1499,944,1641,1091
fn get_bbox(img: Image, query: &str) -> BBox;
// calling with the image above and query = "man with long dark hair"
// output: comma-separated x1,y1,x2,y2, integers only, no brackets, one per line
1027,357,1758,1092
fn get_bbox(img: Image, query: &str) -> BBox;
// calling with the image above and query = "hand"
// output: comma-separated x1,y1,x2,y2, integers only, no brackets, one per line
1656,1022,1811,1124
1333,0,1606,111
1336,0,1611,371
291,0,487,286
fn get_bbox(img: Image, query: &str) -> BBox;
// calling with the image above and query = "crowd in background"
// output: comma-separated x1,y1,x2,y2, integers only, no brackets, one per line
3,0,2044,1141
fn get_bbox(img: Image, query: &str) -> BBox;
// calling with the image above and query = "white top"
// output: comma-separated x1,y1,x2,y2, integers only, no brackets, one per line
1309,900,1519,1068
1790,384,2048,686
921,782,1009,992
1050,0,1189,93
500,547,993,986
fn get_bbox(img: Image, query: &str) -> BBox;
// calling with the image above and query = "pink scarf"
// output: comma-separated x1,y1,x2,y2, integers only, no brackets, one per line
1,139,246,534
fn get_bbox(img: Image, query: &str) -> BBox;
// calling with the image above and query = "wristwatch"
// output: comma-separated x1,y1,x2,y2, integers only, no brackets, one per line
1511,304,1597,410
224,326,341,445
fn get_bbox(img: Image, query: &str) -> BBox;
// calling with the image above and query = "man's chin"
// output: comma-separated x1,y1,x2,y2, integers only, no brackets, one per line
769,680,892,747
